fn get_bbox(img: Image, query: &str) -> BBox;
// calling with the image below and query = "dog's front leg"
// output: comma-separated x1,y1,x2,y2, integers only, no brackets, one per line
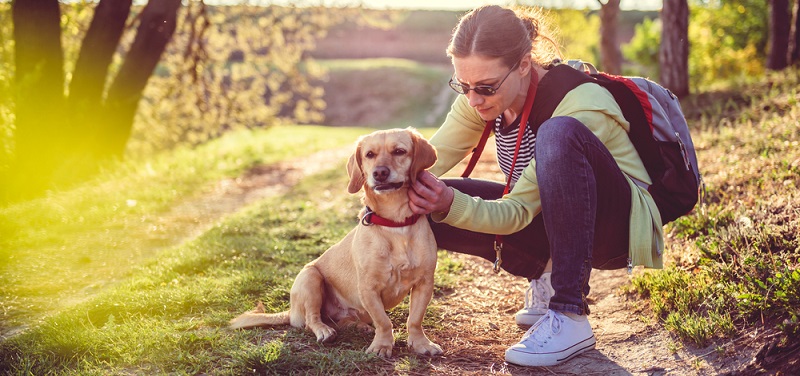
359,289,394,357
407,279,443,356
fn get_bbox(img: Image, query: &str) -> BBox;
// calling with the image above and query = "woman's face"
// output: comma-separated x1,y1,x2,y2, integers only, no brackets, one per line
451,55,526,122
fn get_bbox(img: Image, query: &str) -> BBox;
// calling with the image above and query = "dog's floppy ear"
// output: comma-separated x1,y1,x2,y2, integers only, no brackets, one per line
408,127,437,186
346,145,366,194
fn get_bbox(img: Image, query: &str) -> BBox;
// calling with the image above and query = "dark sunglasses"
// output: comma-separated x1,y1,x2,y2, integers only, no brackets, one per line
448,61,520,96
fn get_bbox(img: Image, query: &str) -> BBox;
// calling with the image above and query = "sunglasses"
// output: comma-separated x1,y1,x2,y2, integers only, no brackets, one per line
448,61,520,97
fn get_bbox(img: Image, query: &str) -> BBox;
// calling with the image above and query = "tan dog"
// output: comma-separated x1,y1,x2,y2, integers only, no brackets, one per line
230,127,441,357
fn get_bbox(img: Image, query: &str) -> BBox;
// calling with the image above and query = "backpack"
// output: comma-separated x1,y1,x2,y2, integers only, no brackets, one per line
540,60,703,224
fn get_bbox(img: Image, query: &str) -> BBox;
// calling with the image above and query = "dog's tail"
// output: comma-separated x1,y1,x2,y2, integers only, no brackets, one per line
229,302,291,329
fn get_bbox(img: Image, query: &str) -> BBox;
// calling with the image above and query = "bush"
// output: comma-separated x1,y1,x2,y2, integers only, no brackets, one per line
622,16,660,78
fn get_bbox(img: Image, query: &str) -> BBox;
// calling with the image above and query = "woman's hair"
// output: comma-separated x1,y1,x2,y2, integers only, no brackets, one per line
446,5,562,68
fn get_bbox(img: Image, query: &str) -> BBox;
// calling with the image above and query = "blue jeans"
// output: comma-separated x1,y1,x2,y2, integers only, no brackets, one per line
431,116,631,315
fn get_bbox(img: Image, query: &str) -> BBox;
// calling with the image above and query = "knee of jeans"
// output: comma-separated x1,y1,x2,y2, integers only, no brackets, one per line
535,116,587,163
537,117,586,145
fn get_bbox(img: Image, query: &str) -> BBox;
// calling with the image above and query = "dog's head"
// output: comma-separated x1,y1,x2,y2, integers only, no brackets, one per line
346,127,437,194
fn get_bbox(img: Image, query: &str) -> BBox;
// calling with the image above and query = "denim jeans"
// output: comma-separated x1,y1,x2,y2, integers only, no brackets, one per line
430,116,631,315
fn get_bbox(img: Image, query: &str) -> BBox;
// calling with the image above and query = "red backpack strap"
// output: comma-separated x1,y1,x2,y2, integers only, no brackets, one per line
461,119,494,178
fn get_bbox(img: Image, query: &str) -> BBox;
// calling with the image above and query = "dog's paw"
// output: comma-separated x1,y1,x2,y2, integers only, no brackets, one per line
355,321,374,333
409,339,443,356
336,317,374,333
366,340,393,358
312,324,337,343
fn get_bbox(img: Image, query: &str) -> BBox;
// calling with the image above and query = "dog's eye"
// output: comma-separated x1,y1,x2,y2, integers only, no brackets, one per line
392,148,407,156
365,151,376,159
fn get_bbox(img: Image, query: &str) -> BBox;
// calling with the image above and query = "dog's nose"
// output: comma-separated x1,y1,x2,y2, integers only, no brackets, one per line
373,166,390,182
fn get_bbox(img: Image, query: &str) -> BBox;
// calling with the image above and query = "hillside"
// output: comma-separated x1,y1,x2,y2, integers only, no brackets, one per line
310,8,659,128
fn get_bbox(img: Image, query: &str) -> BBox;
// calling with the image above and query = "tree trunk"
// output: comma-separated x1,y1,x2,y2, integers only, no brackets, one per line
9,0,65,200
68,0,133,159
101,0,182,158
598,0,623,75
768,0,791,70
69,0,132,109
660,0,690,98
788,0,800,65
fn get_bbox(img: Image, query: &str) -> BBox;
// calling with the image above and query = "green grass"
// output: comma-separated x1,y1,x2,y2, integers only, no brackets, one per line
626,67,800,347
0,125,452,374
0,125,369,331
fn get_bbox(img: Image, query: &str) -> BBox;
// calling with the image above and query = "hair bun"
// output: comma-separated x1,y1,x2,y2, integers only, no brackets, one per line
514,8,539,41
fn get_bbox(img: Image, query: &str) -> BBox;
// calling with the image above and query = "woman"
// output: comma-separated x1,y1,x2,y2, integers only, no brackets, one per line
408,5,664,367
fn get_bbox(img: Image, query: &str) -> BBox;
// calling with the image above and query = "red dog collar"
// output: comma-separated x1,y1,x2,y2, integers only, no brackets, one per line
361,207,420,227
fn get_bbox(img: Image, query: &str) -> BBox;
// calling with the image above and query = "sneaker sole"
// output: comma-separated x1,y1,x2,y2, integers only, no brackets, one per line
515,316,541,327
505,335,596,367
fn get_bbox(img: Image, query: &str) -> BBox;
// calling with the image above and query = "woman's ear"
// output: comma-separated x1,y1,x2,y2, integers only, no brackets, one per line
407,127,437,186
346,146,365,194
518,54,533,77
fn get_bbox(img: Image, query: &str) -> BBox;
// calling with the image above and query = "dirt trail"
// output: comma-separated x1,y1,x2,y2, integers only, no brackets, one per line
416,143,758,375
158,141,758,374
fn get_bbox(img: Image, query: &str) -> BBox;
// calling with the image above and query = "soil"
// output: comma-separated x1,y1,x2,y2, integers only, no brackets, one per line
139,141,778,374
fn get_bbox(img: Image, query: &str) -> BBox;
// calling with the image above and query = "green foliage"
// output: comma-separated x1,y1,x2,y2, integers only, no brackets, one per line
131,5,360,155
0,3,392,191
688,2,766,90
690,0,769,56
622,16,660,78
550,9,600,64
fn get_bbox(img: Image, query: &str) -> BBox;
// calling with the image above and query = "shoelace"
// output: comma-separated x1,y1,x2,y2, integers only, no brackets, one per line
521,310,563,347
523,277,550,309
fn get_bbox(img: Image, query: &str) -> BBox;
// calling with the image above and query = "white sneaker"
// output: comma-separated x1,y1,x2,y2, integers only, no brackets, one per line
515,272,554,326
505,310,596,367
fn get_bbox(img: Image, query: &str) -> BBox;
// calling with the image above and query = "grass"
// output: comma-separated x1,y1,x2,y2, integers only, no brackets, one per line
0,125,368,332
1,125,453,375
625,67,800,349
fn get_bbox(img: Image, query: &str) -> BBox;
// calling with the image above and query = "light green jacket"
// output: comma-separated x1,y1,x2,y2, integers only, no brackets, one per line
428,82,664,269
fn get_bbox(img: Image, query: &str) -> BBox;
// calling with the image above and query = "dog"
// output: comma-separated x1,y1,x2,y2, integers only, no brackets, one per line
230,127,442,358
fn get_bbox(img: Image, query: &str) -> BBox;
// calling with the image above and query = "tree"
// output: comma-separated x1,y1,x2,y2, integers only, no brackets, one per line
660,0,690,97
787,0,800,65
597,0,622,74
768,0,791,70
11,0,64,196
7,0,182,201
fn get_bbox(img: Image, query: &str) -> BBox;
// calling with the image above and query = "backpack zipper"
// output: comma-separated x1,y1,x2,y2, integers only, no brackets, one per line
676,132,691,171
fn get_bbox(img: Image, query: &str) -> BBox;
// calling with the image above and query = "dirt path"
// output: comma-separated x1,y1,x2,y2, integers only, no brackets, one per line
160,141,758,374
412,143,758,375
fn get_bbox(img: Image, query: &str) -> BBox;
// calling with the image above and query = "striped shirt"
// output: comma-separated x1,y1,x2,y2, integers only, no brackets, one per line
494,114,536,185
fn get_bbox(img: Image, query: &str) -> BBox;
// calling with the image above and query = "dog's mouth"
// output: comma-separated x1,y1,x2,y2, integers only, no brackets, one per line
373,182,405,192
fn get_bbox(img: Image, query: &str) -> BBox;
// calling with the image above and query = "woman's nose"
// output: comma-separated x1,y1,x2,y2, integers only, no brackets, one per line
466,91,484,107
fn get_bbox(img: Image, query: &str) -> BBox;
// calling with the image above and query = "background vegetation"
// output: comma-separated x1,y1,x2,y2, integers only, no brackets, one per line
1,0,798,374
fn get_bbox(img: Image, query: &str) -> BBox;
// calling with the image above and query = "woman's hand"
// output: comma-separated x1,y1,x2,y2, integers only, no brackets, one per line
409,171,454,215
